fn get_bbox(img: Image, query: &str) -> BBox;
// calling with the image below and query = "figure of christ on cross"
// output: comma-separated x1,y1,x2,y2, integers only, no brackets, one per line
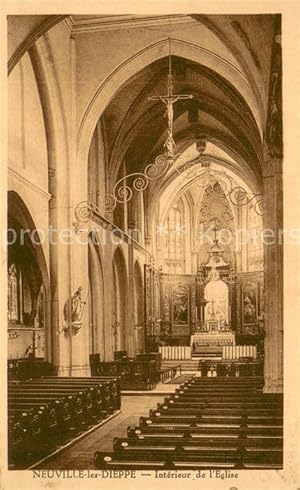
149,40,193,159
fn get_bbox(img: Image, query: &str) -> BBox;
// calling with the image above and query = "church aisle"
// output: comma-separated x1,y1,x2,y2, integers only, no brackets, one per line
32,395,164,470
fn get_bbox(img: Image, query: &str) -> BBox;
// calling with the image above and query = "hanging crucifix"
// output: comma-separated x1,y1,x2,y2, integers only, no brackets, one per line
149,39,193,159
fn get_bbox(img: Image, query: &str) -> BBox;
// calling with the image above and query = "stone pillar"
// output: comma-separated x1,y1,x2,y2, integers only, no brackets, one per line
127,241,135,357
102,223,115,361
69,238,90,376
30,39,72,376
69,35,90,377
263,19,283,393
88,239,105,360
263,155,283,393
139,191,145,247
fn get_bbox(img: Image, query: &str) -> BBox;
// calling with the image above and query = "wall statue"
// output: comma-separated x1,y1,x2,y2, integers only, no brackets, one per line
204,267,229,323
62,286,87,335
71,286,86,323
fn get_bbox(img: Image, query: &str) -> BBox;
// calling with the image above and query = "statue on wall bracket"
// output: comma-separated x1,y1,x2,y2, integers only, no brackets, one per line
62,286,87,335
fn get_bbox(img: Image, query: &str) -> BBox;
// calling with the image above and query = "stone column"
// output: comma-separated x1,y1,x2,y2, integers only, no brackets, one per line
30,38,72,376
69,238,90,376
69,34,90,377
263,154,283,393
127,240,135,357
102,219,115,361
263,19,283,393
88,239,105,360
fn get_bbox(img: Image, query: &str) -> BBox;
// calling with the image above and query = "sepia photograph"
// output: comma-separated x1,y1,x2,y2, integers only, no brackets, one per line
1,3,300,489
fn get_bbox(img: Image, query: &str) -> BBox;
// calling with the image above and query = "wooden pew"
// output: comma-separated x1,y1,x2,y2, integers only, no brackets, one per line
9,386,89,429
41,376,121,410
10,376,121,429
19,379,112,412
8,391,85,432
153,408,282,427
94,447,282,470
112,437,282,466
94,450,242,469
133,422,283,438
157,400,282,414
93,375,282,470
93,360,157,390
8,375,121,468
127,425,283,444
186,378,264,388
126,427,283,447
8,403,59,465
8,359,56,382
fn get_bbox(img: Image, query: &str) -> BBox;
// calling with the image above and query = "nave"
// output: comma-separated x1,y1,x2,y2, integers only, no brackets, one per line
6,13,284,474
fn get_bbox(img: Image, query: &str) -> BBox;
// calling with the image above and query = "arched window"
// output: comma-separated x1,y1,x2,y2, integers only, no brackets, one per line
163,199,185,273
8,264,19,322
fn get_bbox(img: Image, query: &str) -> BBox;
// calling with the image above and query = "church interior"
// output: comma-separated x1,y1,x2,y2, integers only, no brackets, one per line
7,13,284,471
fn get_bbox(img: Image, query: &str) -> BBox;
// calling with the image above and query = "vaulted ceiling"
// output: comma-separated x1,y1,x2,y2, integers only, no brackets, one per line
7,13,278,207
102,53,263,186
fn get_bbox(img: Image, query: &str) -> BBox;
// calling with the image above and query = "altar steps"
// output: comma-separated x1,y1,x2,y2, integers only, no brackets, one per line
192,346,223,354
192,347,223,360
162,360,200,371
191,355,222,361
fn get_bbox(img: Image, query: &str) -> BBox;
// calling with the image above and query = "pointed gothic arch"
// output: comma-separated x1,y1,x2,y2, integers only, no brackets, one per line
112,246,129,353
7,190,50,360
78,36,263,180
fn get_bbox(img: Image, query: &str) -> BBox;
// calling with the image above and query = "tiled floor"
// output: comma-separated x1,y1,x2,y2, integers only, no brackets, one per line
33,395,166,470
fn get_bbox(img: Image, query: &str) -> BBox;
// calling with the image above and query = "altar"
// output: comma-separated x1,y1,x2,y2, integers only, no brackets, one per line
192,262,236,348
191,330,235,348
191,321,235,348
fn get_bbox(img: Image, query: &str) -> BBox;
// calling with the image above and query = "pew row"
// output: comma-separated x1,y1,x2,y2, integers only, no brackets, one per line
8,376,121,468
94,376,283,470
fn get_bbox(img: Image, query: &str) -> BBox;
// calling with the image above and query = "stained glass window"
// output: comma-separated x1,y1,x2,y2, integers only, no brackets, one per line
8,264,18,322
163,199,185,273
